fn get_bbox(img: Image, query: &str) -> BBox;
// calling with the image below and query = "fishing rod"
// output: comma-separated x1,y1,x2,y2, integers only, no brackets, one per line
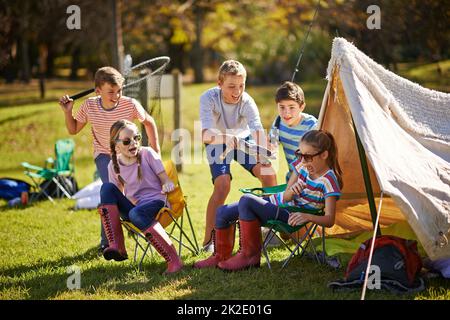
291,0,321,82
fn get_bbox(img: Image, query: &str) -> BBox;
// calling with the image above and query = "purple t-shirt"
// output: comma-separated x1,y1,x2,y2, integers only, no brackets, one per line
108,147,166,205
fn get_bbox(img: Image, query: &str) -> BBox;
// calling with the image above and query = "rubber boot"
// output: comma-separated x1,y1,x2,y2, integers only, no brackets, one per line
143,221,183,274
193,224,236,269
97,204,128,261
218,219,261,271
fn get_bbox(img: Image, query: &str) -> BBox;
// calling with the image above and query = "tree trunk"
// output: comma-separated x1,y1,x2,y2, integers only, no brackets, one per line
46,41,55,78
38,44,48,98
111,0,124,73
192,6,204,83
70,47,81,80
20,37,30,83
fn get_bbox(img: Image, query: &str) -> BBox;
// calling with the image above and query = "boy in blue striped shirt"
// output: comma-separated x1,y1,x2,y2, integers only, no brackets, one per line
269,81,318,182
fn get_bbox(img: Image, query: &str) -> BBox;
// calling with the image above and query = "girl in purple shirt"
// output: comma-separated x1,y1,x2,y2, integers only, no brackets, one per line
97,119,183,274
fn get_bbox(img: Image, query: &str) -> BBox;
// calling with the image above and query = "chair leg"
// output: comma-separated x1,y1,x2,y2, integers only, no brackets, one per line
34,178,55,203
281,224,319,269
52,177,72,199
261,227,274,270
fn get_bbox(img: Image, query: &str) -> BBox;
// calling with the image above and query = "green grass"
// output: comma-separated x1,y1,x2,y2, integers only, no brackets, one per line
0,70,449,300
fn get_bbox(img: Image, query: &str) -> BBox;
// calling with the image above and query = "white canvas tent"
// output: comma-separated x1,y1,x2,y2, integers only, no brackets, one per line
318,38,450,260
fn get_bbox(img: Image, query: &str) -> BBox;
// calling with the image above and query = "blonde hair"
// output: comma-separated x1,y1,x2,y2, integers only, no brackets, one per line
218,60,247,83
276,81,305,105
301,130,343,189
109,120,142,187
95,66,125,88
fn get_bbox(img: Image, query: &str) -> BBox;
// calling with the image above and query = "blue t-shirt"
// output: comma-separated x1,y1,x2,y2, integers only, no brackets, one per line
269,113,317,180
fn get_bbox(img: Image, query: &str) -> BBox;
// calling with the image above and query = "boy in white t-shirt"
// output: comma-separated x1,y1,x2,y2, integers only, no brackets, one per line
199,60,277,251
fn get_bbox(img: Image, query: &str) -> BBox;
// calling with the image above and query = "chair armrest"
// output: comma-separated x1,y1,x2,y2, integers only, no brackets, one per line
279,205,324,215
21,162,45,172
239,184,287,196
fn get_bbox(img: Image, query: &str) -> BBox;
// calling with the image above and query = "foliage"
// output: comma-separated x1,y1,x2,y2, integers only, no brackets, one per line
1,0,448,84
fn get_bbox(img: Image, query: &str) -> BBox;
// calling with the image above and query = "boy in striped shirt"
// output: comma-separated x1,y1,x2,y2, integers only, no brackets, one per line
269,81,318,182
59,66,160,254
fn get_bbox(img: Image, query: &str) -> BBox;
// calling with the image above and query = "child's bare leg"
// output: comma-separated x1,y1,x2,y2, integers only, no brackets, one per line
204,174,231,246
252,163,277,187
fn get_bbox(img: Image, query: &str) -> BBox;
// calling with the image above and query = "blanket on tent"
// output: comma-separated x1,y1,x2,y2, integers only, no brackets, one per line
325,38,450,260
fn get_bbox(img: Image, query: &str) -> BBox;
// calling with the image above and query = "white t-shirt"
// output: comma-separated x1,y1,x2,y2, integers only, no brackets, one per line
199,87,263,139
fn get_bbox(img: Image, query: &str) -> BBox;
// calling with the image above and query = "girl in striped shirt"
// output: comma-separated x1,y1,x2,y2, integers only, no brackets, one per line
194,130,343,271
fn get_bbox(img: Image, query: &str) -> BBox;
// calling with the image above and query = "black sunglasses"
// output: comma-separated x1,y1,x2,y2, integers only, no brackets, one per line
294,149,323,162
116,134,142,146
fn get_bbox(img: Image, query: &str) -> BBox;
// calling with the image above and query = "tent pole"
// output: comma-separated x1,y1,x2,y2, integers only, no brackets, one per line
352,119,381,236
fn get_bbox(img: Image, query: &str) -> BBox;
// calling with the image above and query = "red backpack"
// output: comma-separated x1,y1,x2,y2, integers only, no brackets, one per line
329,235,425,293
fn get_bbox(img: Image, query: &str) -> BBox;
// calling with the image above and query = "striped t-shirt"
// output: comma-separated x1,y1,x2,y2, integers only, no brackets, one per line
269,113,317,178
75,96,147,158
269,158,341,210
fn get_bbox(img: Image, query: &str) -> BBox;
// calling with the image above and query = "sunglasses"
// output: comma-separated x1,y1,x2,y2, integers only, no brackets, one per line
116,134,142,146
294,149,323,162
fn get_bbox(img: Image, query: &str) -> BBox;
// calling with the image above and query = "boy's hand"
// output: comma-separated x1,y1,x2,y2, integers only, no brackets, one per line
161,181,175,194
59,95,74,113
225,135,238,150
219,135,238,160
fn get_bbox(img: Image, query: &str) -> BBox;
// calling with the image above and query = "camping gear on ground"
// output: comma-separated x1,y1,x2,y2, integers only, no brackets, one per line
21,138,77,203
328,235,425,294
72,179,102,209
0,178,31,201
423,257,450,279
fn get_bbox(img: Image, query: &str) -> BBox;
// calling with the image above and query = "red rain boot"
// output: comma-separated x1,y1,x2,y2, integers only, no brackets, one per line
193,224,236,269
218,219,261,271
98,204,128,261
143,221,183,274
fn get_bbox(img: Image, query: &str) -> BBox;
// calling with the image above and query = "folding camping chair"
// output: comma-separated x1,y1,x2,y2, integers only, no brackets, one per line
21,138,77,203
240,184,327,270
121,160,199,271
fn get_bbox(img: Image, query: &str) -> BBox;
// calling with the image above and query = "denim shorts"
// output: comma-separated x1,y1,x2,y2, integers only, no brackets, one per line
205,140,257,184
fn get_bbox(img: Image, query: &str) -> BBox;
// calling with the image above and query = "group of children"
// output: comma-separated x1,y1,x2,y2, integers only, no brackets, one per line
59,60,342,274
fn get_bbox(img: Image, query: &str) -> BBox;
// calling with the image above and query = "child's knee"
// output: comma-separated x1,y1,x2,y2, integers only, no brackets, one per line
215,206,238,229
128,207,144,228
100,182,117,197
238,193,257,209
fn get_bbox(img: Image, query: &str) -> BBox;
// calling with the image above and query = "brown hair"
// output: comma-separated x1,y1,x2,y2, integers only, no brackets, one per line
109,119,142,188
218,60,247,83
301,130,343,189
95,66,125,88
275,81,305,105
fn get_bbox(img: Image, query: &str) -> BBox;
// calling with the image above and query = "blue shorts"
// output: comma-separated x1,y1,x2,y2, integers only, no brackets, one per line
205,138,258,184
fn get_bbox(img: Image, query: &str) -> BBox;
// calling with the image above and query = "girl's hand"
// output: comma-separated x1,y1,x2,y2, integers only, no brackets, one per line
288,212,309,226
59,95,74,113
290,180,306,195
161,181,175,194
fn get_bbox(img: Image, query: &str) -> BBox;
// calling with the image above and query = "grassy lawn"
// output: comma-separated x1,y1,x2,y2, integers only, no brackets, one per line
0,70,449,300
